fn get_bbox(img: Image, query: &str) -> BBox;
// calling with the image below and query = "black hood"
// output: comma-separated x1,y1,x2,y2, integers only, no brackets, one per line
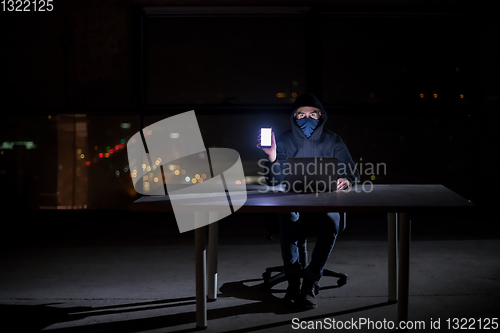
290,92,328,140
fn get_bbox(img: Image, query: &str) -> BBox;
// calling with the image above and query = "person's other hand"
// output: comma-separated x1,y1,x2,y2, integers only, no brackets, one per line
256,131,277,162
337,178,350,190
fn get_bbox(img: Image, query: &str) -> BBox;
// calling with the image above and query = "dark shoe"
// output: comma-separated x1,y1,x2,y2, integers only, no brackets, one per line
299,278,318,309
283,276,301,307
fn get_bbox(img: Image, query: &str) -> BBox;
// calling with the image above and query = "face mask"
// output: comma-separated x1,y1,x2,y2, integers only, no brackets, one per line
295,117,319,138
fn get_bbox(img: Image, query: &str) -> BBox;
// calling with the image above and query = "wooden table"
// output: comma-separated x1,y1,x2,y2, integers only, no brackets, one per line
132,184,475,329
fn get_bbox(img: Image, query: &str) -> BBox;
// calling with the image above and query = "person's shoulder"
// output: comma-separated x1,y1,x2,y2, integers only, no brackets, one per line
322,129,342,141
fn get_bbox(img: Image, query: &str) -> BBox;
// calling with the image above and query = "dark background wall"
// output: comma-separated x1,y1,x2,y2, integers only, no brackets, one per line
0,0,498,226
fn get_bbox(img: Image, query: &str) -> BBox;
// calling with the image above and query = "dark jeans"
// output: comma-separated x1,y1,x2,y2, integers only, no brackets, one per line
278,212,341,283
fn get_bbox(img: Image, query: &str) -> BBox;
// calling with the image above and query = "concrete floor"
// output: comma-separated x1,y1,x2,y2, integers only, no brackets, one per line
0,210,499,332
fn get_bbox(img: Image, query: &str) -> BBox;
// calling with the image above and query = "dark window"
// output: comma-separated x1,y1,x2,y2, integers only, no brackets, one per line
145,16,306,105
321,15,476,105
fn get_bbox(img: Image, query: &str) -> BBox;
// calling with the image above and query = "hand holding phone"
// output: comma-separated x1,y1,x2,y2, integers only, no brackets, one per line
256,127,277,162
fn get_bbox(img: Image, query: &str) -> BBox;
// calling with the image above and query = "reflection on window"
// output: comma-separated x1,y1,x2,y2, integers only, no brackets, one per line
321,15,473,105
0,115,141,210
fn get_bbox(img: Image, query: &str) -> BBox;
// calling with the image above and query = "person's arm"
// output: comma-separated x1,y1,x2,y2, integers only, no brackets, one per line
335,136,360,189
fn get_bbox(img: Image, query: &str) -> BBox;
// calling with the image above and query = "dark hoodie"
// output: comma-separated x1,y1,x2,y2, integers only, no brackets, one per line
265,93,360,186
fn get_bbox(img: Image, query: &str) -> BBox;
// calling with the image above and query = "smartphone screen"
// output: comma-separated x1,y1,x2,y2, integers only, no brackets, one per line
261,128,272,147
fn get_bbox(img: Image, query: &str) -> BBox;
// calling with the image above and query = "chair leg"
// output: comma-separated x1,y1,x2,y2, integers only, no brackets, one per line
322,268,348,287
262,266,287,290
263,266,348,292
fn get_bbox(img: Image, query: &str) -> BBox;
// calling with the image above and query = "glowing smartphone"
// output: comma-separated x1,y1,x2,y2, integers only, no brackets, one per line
260,127,272,148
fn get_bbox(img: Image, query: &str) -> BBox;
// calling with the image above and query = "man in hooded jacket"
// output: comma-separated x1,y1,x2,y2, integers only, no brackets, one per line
257,92,360,309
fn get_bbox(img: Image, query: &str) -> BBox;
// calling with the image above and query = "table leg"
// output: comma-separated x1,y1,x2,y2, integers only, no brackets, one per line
398,212,411,324
195,212,207,329
388,212,398,302
208,216,219,302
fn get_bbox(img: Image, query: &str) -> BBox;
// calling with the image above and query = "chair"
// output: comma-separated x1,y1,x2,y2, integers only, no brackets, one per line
262,212,348,294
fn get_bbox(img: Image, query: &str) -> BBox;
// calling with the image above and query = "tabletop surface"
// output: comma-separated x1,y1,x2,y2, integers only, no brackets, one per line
132,184,475,213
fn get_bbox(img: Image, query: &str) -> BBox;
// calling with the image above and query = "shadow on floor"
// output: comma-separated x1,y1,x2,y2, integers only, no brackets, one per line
0,278,393,332
218,301,394,333
0,297,197,332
